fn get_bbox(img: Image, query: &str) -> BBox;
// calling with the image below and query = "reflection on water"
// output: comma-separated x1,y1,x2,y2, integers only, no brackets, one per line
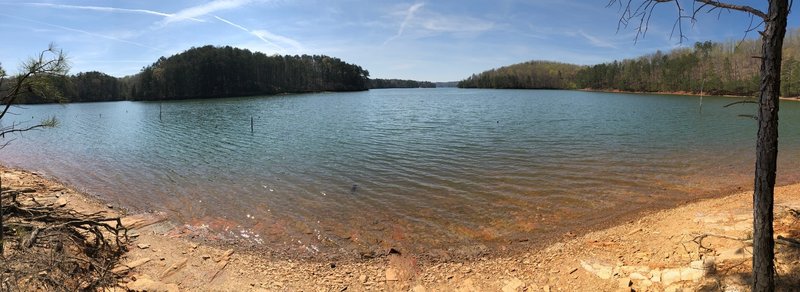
2,89,799,258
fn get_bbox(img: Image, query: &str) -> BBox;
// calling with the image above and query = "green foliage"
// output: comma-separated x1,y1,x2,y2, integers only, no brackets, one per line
1,44,69,106
131,45,369,100
462,29,800,97
39,116,58,128
458,61,581,89
369,78,435,89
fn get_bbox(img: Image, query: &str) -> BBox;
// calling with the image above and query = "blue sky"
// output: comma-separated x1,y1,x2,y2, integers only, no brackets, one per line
0,0,797,82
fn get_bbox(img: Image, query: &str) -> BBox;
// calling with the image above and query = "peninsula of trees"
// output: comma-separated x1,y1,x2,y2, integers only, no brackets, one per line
460,29,800,98
9,45,371,103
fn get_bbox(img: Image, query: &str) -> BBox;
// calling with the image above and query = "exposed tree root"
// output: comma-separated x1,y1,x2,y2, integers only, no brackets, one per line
1,191,128,291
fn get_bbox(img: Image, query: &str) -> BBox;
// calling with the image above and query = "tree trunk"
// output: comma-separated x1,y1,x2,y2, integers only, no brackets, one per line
753,1,789,291
1,175,3,255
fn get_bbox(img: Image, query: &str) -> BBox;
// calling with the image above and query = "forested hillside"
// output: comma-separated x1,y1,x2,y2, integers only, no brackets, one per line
369,78,435,89
132,46,369,100
8,45,371,103
458,61,581,89
461,29,800,97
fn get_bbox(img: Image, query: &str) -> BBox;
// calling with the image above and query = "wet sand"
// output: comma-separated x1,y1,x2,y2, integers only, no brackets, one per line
4,165,800,291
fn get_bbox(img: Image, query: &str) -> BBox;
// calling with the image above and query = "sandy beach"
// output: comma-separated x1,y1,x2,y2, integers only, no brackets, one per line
2,165,799,291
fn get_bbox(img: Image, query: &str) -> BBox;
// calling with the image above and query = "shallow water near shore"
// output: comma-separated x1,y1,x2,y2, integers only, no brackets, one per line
2,88,800,258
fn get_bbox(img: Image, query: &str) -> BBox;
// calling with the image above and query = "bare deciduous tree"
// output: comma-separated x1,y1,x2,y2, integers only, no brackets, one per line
0,44,68,254
609,1,791,291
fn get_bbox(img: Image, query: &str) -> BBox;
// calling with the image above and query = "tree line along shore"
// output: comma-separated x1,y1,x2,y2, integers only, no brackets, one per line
0,45,434,104
459,29,800,98
3,29,800,104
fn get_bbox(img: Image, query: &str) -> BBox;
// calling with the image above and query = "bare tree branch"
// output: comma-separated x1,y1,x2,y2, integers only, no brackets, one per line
610,0,768,43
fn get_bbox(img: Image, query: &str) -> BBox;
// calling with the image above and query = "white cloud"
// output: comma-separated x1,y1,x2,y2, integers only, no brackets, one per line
384,2,425,44
161,0,252,26
2,13,157,50
252,30,303,50
24,2,203,22
214,15,303,53
384,2,494,44
578,30,617,48
419,15,493,33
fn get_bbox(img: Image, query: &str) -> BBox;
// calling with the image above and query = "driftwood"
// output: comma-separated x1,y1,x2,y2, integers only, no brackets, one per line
0,190,128,291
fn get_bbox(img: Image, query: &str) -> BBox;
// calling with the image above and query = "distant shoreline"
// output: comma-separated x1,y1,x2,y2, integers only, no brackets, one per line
577,88,800,101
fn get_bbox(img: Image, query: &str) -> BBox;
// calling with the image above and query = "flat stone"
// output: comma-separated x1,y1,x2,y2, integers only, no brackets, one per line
201,254,211,260
680,267,704,281
54,197,68,207
385,268,399,281
649,269,661,283
618,278,632,288
160,258,188,279
111,258,152,273
661,269,681,286
137,243,150,249
502,277,525,292
580,260,595,273
630,272,648,281
581,261,614,279
595,267,613,279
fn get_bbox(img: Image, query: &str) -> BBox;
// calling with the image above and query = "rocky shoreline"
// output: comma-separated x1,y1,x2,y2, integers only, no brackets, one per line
2,166,799,291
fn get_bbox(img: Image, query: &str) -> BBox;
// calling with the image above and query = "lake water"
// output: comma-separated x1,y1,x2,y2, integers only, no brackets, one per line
2,88,800,259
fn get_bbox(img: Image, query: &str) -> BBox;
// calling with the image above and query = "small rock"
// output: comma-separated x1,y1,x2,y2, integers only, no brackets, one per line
502,277,524,292
137,243,150,249
385,268,399,281
618,278,632,288
359,275,367,283
543,285,551,292
201,254,211,260
191,243,199,249
630,272,648,280
641,279,653,287
582,261,613,279
680,267,704,281
112,258,152,273
661,268,681,286
106,204,114,209
649,270,661,283
54,197,67,207
17,187,36,193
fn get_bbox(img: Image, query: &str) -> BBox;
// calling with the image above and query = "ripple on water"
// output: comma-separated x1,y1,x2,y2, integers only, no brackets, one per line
2,89,800,257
